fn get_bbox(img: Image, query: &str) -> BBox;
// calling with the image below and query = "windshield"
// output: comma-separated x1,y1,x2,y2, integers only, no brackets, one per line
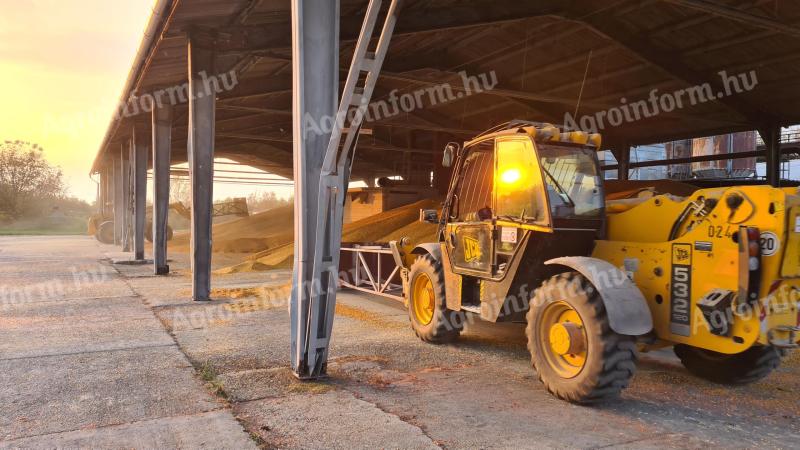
538,144,604,219
495,138,548,224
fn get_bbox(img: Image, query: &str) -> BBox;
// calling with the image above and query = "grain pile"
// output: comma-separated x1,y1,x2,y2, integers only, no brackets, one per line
169,199,440,273
171,204,295,254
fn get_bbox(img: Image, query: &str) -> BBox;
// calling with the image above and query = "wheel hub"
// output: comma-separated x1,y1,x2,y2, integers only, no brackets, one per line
549,322,585,356
411,273,435,325
538,301,588,379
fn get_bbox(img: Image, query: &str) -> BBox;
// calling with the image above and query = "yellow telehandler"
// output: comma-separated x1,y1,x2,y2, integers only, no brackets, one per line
392,120,799,403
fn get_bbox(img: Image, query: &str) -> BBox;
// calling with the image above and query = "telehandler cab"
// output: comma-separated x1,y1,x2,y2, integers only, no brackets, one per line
391,120,800,403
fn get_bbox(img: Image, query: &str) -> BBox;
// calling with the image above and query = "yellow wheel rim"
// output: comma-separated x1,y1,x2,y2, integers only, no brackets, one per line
538,301,588,379
411,273,435,325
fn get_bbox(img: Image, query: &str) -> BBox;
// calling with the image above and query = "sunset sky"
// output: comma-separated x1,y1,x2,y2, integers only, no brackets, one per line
0,0,156,201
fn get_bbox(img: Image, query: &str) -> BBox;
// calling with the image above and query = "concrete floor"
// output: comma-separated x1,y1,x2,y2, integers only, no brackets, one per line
2,236,799,449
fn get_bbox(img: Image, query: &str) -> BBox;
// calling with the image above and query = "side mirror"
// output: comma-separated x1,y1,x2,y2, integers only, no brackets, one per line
419,209,439,224
442,142,459,168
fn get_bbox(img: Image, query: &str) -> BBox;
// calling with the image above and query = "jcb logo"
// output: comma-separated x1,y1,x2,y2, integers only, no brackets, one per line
672,246,690,264
463,236,481,263
670,243,692,337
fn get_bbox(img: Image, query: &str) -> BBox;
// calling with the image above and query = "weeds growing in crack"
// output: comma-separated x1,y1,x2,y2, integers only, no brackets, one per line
199,361,228,399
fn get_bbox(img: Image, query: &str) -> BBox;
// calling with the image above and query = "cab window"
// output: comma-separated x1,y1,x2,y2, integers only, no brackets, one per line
453,140,494,222
538,144,604,219
495,137,548,225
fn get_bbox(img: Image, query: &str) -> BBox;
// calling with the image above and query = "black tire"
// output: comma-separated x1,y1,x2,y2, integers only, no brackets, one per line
674,344,781,385
526,272,637,403
407,254,464,343
95,221,115,244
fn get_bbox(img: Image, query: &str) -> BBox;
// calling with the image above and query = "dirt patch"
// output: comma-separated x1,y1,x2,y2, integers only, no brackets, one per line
335,303,407,330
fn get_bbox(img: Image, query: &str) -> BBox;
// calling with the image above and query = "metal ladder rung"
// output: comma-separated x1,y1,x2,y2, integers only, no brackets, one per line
360,53,377,72
350,88,365,106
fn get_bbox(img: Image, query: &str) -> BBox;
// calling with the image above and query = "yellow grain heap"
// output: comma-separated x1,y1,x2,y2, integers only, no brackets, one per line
171,199,440,273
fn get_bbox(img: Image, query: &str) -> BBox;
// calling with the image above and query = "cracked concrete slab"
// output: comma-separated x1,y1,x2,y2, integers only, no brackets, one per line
0,296,173,359
0,236,255,448
0,410,256,450
236,390,439,450
0,345,222,440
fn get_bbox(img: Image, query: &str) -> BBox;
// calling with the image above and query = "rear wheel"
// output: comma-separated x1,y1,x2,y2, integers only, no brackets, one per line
526,272,637,403
407,254,464,343
674,344,781,384
95,221,115,244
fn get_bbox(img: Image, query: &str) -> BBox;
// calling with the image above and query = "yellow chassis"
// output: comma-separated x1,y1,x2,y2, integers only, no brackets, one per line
594,185,800,354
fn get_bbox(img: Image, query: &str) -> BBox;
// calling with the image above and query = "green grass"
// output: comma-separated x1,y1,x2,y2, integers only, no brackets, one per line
0,216,88,236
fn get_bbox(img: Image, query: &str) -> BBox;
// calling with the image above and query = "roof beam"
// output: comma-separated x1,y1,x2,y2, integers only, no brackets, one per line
214,132,440,154
659,0,800,37
200,3,561,53
559,6,776,126
379,71,616,109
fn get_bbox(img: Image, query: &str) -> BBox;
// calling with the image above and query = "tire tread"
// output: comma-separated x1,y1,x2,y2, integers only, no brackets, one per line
526,272,637,403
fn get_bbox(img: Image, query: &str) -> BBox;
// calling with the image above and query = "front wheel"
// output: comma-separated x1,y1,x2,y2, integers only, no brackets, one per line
526,272,637,403
674,344,781,384
407,254,464,343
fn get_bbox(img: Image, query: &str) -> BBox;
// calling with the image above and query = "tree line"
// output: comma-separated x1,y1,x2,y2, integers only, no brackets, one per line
0,140,90,224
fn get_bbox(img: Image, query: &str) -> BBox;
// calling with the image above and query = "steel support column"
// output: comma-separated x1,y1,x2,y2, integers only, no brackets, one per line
122,142,133,252
115,146,126,247
133,128,148,261
760,125,781,187
290,0,340,378
187,37,216,301
105,160,114,218
97,165,106,217
290,0,402,379
113,151,123,245
152,102,173,275
614,144,631,181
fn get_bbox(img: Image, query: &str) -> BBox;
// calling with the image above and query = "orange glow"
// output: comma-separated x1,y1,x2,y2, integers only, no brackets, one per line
500,168,522,185
0,1,155,200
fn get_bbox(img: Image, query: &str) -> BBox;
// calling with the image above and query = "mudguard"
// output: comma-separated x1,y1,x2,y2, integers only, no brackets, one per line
411,243,442,261
545,256,653,336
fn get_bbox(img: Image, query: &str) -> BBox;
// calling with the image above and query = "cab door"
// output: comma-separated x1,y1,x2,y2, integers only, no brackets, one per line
445,139,495,276
491,136,552,277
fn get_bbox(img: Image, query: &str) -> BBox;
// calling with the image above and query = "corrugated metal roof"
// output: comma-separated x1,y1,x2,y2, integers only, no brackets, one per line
94,0,800,180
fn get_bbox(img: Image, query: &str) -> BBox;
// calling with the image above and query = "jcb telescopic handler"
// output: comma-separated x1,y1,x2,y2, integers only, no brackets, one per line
392,121,799,403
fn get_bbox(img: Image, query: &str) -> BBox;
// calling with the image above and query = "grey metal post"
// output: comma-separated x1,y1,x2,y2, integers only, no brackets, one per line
133,128,148,261
105,160,114,218
616,144,630,181
122,141,133,252
103,163,112,217
760,125,781,187
152,102,172,275
114,147,125,246
97,165,106,217
290,0,340,377
187,37,216,301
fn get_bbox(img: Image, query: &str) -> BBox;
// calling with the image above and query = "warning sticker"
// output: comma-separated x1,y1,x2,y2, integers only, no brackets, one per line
500,227,517,244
